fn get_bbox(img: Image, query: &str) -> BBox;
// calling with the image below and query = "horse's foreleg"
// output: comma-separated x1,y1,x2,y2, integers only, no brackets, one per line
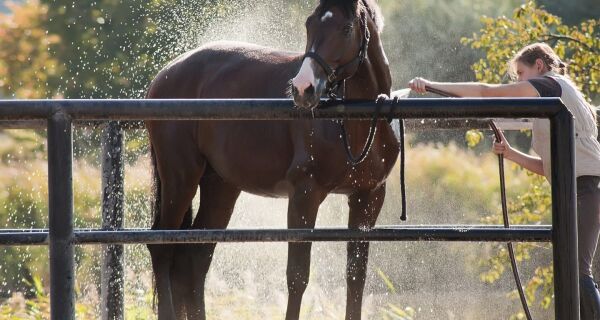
285,179,327,320
185,174,241,320
346,185,386,320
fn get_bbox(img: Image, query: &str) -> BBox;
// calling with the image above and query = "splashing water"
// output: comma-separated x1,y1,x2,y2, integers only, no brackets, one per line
0,0,556,319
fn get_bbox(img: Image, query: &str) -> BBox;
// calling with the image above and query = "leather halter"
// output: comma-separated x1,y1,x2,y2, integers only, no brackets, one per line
302,11,371,99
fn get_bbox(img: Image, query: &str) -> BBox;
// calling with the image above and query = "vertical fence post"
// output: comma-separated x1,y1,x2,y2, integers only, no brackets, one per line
101,121,125,320
551,109,579,320
48,112,74,320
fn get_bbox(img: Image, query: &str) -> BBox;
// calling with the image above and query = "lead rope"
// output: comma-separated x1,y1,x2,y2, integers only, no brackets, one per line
339,93,407,221
424,86,533,320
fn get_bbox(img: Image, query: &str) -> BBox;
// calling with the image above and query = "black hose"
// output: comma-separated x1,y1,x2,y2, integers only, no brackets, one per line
489,120,533,320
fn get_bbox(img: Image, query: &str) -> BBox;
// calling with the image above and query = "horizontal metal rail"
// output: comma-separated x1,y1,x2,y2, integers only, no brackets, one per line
0,98,563,120
0,118,535,130
0,97,578,320
0,226,553,246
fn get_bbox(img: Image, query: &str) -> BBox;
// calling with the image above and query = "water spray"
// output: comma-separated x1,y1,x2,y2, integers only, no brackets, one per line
416,85,534,320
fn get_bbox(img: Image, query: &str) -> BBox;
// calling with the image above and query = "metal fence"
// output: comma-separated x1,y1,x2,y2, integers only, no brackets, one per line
0,98,578,320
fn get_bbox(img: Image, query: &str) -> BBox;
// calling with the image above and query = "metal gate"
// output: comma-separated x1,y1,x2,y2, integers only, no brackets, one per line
0,98,579,319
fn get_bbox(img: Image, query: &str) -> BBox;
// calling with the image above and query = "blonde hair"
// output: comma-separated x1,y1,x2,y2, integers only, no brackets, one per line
509,42,597,122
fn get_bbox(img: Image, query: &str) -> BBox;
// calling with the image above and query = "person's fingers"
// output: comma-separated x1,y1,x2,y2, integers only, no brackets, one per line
408,79,417,91
411,78,420,93
417,78,427,94
420,79,427,93
409,78,433,94
492,142,506,155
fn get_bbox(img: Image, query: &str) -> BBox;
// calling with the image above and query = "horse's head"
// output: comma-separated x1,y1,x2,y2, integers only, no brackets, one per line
291,0,370,109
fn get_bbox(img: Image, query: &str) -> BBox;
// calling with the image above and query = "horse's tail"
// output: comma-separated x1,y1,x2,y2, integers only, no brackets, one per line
149,142,160,309
148,123,195,314
149,143,161,229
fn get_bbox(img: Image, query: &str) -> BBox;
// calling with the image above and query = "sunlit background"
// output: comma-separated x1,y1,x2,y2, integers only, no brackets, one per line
0,0,598,319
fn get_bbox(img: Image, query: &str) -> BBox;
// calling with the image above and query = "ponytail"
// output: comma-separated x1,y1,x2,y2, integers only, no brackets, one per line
556,60,567,76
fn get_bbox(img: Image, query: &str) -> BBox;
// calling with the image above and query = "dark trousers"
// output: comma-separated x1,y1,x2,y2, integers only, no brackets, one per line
577,176,600,319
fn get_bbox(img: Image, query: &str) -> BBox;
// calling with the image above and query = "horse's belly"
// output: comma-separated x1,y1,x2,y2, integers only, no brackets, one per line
199,121,294,198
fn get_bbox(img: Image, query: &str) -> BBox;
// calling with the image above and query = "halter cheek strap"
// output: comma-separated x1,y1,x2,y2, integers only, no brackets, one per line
303,51,338,84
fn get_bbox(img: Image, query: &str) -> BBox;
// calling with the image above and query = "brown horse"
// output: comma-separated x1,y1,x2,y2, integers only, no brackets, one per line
145,0,398,319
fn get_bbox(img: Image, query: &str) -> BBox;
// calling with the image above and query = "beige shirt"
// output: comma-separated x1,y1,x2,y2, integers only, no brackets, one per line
531,72,600,181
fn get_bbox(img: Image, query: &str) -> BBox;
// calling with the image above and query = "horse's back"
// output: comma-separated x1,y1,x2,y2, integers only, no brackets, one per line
148,41,301,99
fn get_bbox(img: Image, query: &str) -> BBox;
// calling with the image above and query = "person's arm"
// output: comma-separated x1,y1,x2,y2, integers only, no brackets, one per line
492,129,544,176
408,77,540,98
504,149,545,176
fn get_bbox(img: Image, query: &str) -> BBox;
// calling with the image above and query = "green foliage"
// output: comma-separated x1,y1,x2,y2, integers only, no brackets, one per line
537,0,600,26
0,0,62,98
461,1,600,100
478,174,553,309
0,275,95,319
465,129,484,148
0,0,241,99
461,1,599,314
41,0,154,98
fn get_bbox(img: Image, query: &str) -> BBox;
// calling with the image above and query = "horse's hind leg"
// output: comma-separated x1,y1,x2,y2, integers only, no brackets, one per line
149,183,201,319
184,172,241,320
285,177,327,320
346,185,386,320
171,207,194,319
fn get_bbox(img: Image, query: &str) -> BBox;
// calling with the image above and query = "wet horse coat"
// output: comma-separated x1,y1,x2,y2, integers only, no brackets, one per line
146,1,399,319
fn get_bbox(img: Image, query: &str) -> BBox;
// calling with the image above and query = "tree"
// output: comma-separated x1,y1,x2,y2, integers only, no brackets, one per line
462,1,599,99
0,0,62,99
462,1,599,317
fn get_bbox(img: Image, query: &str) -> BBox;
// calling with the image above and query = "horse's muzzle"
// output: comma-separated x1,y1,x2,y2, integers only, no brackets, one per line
292,80,326,110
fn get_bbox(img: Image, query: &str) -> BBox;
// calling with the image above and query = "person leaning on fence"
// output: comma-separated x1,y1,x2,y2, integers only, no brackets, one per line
409,42,600,319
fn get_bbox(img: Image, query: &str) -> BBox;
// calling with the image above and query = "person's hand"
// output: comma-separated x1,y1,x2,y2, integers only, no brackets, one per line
408,77,431,94
492,129,513,159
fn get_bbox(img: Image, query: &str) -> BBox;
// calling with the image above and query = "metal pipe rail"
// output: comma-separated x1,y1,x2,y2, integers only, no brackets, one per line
0,97,578,320
0,118,535,130
0,98,562,120
0,225,553,246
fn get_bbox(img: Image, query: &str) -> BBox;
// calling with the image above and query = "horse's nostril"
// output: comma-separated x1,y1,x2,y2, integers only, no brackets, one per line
304,84,315,96
292,86,299,97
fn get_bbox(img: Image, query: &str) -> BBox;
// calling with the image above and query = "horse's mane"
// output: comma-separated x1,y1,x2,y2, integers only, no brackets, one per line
318,0,384,34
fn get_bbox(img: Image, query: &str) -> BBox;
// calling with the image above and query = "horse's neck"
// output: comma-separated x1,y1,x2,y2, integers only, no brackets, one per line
339,23,393,151
345,27,391,100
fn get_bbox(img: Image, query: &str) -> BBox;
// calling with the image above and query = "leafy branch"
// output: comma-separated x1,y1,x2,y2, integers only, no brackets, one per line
540,34,600,54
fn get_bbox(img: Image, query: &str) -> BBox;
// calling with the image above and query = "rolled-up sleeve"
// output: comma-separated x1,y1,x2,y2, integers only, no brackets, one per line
528,77,562,97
